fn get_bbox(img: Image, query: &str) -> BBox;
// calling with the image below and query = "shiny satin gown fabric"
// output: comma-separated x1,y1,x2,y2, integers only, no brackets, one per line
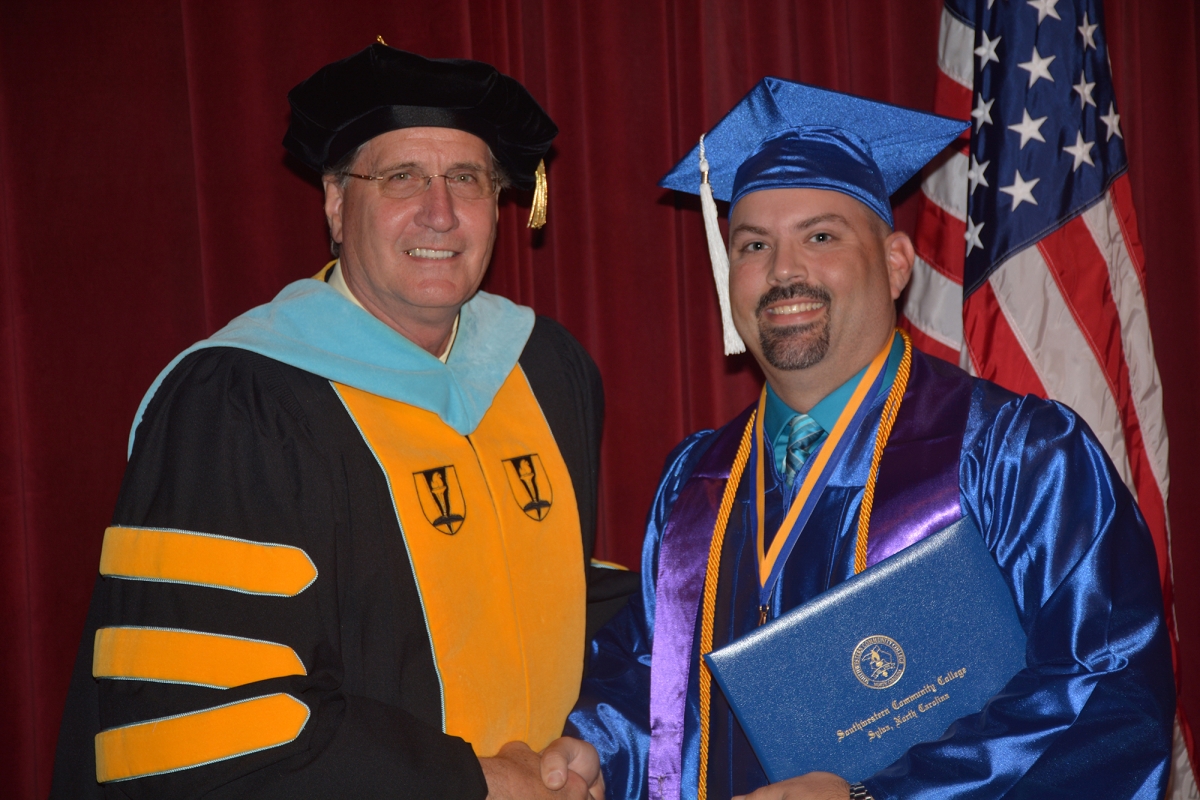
567,350,1173,800
646,408,751,800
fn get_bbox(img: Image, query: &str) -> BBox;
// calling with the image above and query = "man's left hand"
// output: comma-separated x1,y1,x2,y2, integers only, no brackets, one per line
540,736,605,800
732,771,850,800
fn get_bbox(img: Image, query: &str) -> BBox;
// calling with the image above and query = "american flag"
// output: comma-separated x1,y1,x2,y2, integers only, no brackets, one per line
900,0,1194,792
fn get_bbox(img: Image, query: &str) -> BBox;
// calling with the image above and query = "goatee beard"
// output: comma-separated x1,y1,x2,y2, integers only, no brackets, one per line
756,283,832,370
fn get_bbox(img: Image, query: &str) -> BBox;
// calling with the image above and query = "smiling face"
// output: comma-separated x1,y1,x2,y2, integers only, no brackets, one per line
727,187,914,409
322,127,499,353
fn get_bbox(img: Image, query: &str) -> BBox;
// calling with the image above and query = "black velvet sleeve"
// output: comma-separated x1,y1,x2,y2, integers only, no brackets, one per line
50,348,488,800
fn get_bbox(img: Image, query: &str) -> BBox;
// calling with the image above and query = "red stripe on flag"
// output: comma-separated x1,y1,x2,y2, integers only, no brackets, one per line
1109,175,1148,290
1124,431,1179,737
899,317,960,364
1104,178,1191,772
933,69,972,121
963,280,1047,397
1035,221,1127,403
1134,448,1171,601
914,194,966,283
1035,220,1169,584
1134,438,1183,760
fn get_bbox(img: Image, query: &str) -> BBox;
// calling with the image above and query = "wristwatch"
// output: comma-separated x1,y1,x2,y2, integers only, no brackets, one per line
848,783,875,800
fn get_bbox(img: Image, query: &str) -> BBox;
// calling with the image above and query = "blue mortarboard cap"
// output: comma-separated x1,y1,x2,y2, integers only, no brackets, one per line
660,77,968,226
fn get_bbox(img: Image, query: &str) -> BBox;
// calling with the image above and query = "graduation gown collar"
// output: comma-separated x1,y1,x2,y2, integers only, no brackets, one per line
129,277,535,454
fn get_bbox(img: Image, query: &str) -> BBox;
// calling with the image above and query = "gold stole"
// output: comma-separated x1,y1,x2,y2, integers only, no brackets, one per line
334,367,584,755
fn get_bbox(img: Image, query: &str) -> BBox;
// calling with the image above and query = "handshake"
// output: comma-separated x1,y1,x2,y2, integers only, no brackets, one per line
479,736,605,800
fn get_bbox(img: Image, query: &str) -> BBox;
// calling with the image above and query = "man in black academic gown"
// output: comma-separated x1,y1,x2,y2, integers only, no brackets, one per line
50,44,623,800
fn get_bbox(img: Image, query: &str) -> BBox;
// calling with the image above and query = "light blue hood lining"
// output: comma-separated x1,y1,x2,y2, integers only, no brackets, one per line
129,279,534,455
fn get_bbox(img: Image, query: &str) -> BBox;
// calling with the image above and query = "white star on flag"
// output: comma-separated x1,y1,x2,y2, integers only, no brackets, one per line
1062,131,1095,171
999,169,1040,209
1026,0,1062,24
967,155,990,194
1078,12,1099,49
1073,71,1097,109
1017,46,1055,87
975,31,1001,69
1101,102,1123,140
972,94,995,131
1008,109,1048,148
964,218,986,255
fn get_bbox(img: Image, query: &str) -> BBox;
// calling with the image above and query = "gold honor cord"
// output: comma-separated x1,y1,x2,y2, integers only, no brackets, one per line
854,330,913,574
697,411,756,800
695,328,912,797
313,260,337,281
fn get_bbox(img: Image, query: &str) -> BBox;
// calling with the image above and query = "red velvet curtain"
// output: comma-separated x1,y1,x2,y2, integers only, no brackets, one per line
1,1,1196,796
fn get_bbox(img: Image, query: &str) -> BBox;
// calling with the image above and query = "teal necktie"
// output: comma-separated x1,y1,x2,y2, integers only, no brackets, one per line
784,413,825,487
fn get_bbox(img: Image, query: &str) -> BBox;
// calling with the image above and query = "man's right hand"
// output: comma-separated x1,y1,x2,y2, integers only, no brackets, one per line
540,736,604,799
479,741,592,799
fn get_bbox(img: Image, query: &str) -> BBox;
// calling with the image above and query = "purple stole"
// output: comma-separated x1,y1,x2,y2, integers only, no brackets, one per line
646,350,974,800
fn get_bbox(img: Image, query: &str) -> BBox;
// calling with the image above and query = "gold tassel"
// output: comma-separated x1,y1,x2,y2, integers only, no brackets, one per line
376,35,388,46
527,159,548,229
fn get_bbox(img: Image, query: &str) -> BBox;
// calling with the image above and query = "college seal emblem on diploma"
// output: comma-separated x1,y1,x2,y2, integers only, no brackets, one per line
852,635,906,689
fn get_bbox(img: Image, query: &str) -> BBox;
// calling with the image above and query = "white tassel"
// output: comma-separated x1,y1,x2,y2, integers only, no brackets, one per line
698,135,746,355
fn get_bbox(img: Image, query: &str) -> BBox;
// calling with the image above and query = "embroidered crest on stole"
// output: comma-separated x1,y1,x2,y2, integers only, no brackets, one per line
413,466,466,534
502,454,553,521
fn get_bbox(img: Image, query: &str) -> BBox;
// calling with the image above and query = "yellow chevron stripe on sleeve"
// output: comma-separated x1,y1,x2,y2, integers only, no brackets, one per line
95,693,310,783
100,527,317,596
589,558,630,571
93,627,306,689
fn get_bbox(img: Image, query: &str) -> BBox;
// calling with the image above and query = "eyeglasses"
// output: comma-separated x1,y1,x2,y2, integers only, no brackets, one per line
343,168,499,200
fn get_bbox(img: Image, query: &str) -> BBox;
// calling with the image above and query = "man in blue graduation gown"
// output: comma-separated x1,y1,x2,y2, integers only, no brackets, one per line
567,78,1174,799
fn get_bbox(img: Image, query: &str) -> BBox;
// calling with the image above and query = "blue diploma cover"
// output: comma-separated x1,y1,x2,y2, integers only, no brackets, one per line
704,517,1027,783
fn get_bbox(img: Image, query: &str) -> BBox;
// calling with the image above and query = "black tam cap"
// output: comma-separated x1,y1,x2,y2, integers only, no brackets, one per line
283,44,557,191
